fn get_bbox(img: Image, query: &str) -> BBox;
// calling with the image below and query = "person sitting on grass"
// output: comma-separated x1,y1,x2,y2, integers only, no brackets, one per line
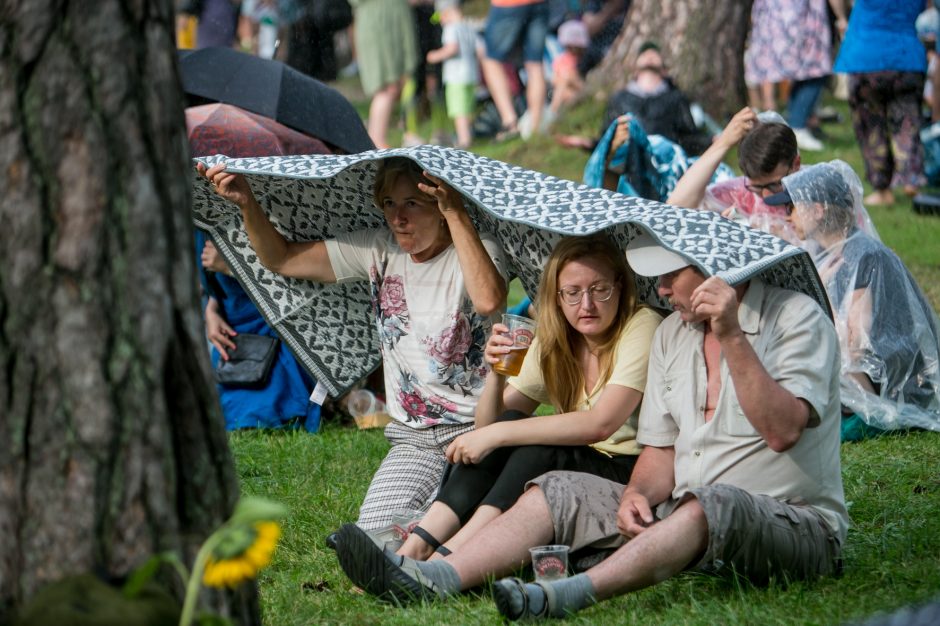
766,160,940,440
667,107,801,242
383,235,662,562
333,233,847,621
199,156,508,532
554,41,709,156
600,41,711,157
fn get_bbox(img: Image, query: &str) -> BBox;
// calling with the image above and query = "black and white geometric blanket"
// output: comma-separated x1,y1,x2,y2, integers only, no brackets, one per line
192,145,829,397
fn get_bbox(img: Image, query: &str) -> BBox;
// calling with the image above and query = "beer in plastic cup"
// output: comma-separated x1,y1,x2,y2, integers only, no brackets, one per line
529,545,570,582
492,313,536,377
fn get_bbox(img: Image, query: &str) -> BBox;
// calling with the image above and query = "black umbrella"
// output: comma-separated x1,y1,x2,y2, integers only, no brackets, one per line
177,47,373,155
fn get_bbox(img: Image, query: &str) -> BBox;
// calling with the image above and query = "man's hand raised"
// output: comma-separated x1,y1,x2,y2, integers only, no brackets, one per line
690,276,743,340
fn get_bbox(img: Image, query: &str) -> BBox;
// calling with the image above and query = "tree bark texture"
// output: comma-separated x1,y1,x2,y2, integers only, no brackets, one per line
0,1,256,622
588,0,754,121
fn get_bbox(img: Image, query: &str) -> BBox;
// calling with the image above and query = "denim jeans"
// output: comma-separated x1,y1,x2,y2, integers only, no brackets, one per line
787,76,828,129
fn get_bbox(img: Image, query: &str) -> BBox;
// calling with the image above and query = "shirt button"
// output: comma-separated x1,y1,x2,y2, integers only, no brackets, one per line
694,451,702,456
666,386,672,391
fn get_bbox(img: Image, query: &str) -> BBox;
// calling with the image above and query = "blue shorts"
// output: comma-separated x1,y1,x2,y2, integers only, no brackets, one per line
483,2,549,63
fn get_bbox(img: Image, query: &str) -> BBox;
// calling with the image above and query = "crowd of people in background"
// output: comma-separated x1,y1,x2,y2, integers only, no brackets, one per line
182,5,940,425
186,2,940,619
177,0,937,209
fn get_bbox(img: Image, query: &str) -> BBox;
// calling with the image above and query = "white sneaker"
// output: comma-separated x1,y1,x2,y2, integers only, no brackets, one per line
518,110,533,140
540,106,556,132
793,127,823,152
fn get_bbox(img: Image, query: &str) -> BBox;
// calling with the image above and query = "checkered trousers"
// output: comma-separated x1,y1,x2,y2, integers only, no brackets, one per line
355,419,473,531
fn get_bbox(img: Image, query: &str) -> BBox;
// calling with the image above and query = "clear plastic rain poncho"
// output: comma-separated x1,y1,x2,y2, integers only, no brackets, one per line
779,161,940,432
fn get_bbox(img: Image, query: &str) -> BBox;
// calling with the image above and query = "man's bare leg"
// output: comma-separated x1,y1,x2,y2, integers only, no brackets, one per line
489,498,709,620
445,488,554,588
585,498,708,600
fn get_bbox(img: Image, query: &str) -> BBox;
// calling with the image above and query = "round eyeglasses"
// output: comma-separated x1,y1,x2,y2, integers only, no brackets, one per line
557,283,617,306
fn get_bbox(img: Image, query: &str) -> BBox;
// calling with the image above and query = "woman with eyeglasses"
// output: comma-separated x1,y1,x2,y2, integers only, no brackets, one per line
393,234,663,561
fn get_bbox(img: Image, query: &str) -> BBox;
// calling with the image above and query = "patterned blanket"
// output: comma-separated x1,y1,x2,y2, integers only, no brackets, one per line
192,145,829,397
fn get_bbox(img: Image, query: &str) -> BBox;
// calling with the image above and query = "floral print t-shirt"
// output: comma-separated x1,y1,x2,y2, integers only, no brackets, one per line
325,229,507,428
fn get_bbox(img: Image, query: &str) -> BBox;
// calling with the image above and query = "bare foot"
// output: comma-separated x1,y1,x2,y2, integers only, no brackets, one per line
903,184,919,198
865,189,895,205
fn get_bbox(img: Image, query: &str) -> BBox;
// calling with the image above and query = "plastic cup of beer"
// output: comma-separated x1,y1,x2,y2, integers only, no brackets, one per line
529,545,570,582
492,313,536,377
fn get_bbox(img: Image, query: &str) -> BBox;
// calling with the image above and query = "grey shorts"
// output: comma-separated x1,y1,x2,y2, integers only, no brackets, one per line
529,471,842,584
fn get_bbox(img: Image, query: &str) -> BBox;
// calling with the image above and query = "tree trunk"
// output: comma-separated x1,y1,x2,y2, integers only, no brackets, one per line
587,0,754,121
0,1,257,622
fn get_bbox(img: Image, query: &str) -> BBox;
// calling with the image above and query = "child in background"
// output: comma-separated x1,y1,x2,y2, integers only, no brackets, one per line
426,0,479,149
550,19,589,115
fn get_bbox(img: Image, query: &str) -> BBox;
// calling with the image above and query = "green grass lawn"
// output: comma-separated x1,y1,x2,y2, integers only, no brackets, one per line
230,91,940,624
234,429,940,625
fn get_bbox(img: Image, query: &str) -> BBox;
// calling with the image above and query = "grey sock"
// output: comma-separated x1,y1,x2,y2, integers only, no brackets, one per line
544,573,597,617
412,558,462,595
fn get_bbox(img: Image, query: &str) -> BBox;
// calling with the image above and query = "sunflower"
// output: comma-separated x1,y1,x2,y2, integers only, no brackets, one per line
202,521,281,588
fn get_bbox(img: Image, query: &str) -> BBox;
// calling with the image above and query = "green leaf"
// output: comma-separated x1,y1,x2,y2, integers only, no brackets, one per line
228,496,288,525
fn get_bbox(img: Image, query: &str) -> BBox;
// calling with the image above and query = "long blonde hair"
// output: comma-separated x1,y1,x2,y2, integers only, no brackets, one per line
535,235,639,413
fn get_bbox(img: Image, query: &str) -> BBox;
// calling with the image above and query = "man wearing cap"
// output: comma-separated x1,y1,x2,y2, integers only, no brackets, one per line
332,234,848,620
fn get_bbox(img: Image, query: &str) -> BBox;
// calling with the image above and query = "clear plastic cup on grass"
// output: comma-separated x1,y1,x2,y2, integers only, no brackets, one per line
529,545,570,582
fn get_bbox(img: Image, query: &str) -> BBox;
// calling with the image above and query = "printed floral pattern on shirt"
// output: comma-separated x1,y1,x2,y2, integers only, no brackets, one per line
368,262,489,426
422,309,488,397
396,372,461,426
371,264,410,346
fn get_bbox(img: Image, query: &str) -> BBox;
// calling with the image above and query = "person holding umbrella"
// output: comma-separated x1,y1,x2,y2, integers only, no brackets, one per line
198,156,508,530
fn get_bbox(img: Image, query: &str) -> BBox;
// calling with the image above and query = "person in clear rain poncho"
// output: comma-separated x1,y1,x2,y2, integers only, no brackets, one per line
765,160,940,440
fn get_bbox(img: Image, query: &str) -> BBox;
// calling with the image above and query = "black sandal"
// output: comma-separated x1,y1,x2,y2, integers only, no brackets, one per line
492,577,558,620
410,525,444,551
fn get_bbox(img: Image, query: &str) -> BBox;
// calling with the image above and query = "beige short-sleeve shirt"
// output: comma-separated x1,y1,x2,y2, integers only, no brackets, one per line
637,280,848,542
509,306,663,455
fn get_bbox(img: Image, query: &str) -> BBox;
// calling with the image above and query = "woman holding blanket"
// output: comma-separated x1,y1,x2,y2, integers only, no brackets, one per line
199,157,508,530
390,235,662,560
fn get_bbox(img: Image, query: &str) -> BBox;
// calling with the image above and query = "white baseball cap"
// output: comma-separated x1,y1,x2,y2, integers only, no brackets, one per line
625,232,691,277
